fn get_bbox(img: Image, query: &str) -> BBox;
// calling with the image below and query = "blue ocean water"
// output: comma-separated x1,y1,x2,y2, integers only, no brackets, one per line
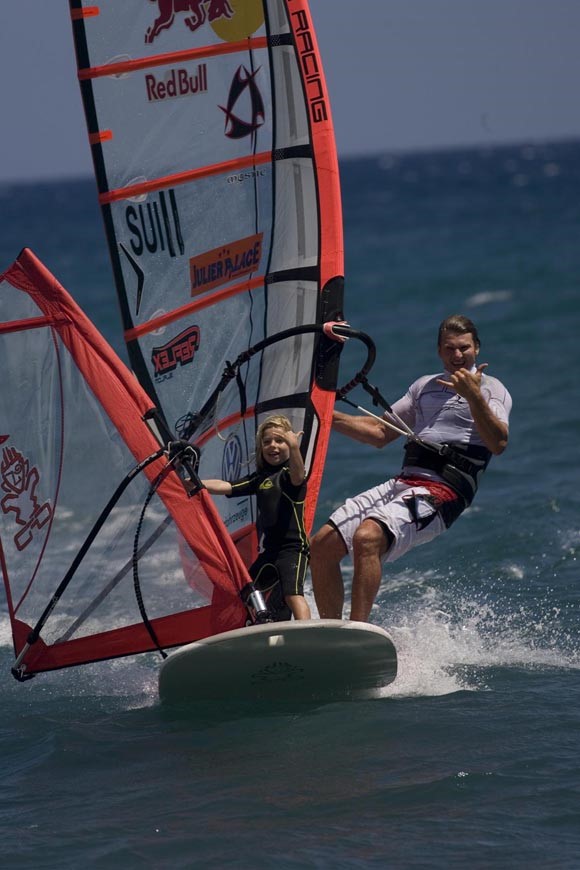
1,140,580,869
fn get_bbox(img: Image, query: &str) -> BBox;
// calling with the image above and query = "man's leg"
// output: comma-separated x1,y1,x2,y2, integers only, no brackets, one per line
350,519,392,622
310,523,348,619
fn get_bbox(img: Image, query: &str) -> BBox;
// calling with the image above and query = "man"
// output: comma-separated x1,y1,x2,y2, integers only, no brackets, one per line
310,314,512,623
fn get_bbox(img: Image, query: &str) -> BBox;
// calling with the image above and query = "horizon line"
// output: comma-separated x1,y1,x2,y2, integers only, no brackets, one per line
1,134,578,187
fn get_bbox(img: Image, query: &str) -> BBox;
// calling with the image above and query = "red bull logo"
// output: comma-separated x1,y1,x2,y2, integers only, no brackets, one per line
145,0,234,44
1,444,52,552
146,0,264,45
152,325,201,379
145,63,208,102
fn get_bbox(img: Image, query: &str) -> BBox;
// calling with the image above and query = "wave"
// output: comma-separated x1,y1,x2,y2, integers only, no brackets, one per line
465,289,513,307
374,582,580,699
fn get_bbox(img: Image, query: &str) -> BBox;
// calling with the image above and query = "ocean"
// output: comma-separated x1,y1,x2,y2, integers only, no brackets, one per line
1,139,579,869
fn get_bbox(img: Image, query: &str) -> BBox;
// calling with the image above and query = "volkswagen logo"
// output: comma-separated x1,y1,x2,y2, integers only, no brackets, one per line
222,434,243,482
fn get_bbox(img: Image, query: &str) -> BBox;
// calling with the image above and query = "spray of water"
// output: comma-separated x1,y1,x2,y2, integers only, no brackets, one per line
369,569,580,698
3,550,578,707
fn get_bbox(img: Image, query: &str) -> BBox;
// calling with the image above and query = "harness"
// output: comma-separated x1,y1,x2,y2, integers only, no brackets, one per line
402,439,492,506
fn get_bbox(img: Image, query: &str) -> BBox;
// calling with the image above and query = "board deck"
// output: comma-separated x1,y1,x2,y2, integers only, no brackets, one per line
158,619,397,704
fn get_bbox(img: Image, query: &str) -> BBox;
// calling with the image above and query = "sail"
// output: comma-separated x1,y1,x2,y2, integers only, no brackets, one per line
0,249,251,678
69,0,344,561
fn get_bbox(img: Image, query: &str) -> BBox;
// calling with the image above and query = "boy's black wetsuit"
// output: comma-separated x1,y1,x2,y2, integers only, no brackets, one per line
226,462,309,621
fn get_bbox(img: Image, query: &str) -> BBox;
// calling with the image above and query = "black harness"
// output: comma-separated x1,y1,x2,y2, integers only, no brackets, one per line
402,439,492,506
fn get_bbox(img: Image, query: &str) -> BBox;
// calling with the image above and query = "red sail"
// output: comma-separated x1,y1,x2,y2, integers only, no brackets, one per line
0,249,249,677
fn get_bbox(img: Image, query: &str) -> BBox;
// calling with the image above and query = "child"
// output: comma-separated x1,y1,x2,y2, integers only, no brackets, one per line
202,415,311,621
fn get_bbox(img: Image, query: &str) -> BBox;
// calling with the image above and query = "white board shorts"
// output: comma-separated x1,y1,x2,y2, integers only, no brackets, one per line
328,478,448,564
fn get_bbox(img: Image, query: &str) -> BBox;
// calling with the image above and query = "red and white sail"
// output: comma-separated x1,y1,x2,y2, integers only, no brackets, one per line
0,1,345,679
0,249,249,676
69,0,344,557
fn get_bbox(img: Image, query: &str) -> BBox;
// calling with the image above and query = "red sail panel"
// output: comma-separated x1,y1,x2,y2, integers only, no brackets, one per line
0,249,249,676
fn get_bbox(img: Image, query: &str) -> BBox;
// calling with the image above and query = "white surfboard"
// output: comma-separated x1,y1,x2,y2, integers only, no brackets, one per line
158,619,397,705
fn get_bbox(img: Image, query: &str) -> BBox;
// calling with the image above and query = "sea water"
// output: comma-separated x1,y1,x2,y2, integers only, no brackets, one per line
1,140,579,869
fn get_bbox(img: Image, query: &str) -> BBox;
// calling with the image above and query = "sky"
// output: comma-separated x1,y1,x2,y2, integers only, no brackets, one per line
1,0,579,183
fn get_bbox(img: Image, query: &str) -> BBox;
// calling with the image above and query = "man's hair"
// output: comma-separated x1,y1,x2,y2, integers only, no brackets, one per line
255,414,293,470
438,314,480,350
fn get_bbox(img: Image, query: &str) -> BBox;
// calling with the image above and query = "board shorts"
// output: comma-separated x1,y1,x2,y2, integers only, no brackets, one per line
250,548,309,621
328,475,464,564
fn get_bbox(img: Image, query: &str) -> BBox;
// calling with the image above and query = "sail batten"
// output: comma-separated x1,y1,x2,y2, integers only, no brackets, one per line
99,151,273,204
124,275,265,340
79,36,270,80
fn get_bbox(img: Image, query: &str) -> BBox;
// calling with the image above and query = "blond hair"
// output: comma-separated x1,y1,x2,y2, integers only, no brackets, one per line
255,414,293,470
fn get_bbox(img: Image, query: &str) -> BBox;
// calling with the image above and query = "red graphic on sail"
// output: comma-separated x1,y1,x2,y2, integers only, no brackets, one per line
1,445,52,552
145,0,234,44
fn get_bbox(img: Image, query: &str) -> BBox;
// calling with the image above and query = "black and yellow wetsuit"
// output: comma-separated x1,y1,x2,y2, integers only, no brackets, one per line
227,462,309,621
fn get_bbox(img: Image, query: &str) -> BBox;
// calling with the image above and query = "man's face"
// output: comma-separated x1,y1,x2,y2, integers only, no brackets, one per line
438,330,478,373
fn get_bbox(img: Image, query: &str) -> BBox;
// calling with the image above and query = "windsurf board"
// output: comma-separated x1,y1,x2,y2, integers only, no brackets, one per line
158,619,397,704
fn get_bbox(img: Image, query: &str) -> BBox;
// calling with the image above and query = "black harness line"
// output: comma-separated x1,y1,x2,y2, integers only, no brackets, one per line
131,463,173,661
130,443,206,660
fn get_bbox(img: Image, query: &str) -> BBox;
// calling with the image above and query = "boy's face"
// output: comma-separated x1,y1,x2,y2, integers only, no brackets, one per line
261,428,290,466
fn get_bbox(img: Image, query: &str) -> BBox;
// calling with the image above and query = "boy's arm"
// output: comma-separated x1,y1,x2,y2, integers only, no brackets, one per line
199,479,233,495
282,430,306,486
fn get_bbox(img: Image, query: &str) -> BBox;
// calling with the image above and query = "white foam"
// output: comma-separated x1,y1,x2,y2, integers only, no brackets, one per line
376,588,580,699
466,289,512,307
0,612,13,647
